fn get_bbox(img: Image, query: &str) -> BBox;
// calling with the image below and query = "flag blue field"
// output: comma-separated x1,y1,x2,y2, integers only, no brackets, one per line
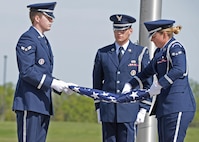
68,86,150,103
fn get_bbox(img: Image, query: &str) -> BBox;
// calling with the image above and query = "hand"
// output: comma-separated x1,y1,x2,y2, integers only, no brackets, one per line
148,81,162,97
62,83,78,95
122,83,132,94
96,109,101,124
51,79,68,92
135,108,147,124
63,88,74,95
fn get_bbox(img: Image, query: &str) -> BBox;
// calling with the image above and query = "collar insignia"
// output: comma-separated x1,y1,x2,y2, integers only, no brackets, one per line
111,48,115,52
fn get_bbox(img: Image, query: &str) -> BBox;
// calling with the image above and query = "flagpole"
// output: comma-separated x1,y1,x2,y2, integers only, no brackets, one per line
137,0,162,142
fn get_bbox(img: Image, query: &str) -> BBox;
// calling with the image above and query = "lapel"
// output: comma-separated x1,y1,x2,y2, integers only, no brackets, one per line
29,27,53,62
107,44,119,67
155,37,176,59
118,41,134,67
43,36,53,59
154,48,164,61
39,36,53,62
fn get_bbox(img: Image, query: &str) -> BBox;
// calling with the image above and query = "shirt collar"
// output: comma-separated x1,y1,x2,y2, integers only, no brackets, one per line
32,26,45,38
115,40,129,51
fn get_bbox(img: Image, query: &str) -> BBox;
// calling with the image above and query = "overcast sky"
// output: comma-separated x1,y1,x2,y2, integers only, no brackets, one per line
0,0,198,87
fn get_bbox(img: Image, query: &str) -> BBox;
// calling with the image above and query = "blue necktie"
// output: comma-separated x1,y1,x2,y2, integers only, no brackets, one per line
118,47,124,62
43,36,52,58
43,36,49,48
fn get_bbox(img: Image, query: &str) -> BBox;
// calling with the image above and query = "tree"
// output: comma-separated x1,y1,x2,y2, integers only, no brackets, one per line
0,82,15,121
189,79,199,126
52,93,97,122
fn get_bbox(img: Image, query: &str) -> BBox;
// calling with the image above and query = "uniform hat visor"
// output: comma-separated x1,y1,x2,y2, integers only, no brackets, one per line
43,12,55,19
113,23,132,31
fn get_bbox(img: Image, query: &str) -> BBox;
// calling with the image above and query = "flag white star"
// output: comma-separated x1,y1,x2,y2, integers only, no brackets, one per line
129,91,139,100
102,92,109,96
73,86,80,93
91,92,100,99
107,96,116,102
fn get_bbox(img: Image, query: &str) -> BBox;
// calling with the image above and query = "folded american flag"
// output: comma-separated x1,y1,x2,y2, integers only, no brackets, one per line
68,86,150,103
117,89,150,103
68,86,119,103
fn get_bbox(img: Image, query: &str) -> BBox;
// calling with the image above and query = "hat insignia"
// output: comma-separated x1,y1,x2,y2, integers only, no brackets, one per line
116,15,122,22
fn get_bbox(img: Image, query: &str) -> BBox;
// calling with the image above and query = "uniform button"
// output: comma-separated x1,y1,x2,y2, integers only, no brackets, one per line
117,81,120,84
117,90,120,93
117,71,121,74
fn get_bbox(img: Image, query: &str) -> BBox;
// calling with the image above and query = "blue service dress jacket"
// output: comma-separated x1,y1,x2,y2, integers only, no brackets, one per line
13,26,55,116
93,41,152,123
129,37,196,118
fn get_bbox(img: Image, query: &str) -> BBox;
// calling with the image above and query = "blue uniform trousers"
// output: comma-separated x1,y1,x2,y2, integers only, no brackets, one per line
157,111,195,142
16,110,50,142
102,122,136,142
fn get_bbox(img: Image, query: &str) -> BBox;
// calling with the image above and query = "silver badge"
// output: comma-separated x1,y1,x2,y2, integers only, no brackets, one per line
38,58,45,65
131,60,136,63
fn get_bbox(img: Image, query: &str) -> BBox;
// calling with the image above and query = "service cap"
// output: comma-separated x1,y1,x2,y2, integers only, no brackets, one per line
27,2,57,19
110,14,136,30
144,19,175,37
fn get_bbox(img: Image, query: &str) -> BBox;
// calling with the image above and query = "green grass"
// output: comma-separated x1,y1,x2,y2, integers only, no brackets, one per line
184,127,199,142
47,121,102,142
0,121,198,142
0,121,102,142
